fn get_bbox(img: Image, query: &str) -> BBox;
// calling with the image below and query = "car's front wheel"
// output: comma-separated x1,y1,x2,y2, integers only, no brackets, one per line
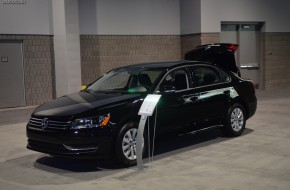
115,122,145,166
223,103,246,137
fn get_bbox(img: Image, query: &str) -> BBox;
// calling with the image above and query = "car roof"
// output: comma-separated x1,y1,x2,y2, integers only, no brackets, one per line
117,60,213,70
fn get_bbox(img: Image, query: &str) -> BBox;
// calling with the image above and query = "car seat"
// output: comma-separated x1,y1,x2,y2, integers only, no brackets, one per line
139,74,152,88
203,73,217,85
174,73,187,90
127,75,138,88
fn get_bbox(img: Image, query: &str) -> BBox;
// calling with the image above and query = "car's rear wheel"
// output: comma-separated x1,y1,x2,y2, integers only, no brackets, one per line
115,123,146,166
223,103,246,137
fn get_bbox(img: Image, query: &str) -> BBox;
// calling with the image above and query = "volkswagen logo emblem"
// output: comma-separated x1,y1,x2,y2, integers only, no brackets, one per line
41,118,49,129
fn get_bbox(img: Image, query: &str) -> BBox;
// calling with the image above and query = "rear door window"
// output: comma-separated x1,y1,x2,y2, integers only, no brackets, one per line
190,66,224,87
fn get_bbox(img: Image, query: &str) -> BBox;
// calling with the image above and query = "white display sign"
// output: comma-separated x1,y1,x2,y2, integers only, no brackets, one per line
138,94,161,116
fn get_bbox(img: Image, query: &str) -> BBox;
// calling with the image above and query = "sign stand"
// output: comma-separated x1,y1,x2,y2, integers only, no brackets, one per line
136,115,148,170
136,94,161,170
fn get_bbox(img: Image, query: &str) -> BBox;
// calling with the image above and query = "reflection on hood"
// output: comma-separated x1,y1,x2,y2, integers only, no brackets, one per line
33,92,141,117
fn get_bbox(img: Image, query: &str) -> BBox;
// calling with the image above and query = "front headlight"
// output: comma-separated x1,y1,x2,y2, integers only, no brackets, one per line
71,114,111,130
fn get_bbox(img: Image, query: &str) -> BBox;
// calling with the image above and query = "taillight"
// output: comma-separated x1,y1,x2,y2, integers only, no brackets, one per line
226,44,239,52
251,81,256,92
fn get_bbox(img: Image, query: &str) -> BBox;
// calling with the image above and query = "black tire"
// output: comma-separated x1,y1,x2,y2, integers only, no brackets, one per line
115,122,147,167
222,103,246,137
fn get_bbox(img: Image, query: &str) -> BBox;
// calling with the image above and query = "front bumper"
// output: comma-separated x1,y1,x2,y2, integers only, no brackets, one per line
26,124,114,158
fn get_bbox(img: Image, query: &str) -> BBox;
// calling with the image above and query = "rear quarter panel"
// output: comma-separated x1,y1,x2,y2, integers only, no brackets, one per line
233,79,257,119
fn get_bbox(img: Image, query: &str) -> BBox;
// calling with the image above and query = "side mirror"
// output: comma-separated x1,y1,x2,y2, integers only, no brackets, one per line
81,85,86,90
159,85,176,95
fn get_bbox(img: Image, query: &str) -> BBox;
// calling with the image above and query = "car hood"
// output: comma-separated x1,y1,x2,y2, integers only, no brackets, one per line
32,91,142,118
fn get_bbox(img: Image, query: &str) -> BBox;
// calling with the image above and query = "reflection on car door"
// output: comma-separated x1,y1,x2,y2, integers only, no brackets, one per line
156,65,232,135
188,66,231,129
156,68,193,134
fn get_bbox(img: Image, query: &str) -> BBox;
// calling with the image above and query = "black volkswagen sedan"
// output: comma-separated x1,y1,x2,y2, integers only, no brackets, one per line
27,61,257,166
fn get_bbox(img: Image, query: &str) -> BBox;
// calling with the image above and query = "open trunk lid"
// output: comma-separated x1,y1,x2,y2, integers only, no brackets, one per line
185,43,240,76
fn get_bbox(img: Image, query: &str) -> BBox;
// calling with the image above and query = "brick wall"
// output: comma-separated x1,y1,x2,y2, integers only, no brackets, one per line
180,34,201,58
200,33,220,45
264,33,290,89
80,35,181,85
180,33,220,58
0,35,54,106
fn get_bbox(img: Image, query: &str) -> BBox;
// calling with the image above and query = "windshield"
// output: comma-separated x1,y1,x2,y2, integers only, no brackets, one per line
87,67,164,93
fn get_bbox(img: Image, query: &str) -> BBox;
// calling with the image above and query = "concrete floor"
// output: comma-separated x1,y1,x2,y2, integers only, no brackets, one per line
1,88,290,190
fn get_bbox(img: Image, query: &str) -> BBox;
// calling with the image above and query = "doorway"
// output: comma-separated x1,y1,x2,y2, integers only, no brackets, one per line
221,22,264,88
0,41,26,108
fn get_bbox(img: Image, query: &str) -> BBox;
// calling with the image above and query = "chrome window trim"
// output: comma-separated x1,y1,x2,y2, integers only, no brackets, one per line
154,64,232,94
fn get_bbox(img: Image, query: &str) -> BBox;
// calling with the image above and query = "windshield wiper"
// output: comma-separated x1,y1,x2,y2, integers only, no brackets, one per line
103,91,124,94
81,88,91,93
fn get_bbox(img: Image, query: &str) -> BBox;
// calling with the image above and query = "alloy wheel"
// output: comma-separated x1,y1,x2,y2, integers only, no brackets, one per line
122,128,138,160
230,107,244,132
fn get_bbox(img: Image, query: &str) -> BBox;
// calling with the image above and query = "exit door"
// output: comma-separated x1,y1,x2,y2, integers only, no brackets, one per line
0,42,26,108
221,22,263,88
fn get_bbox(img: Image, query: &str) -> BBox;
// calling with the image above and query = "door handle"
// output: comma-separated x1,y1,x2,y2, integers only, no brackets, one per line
177,97,185,104
181,94,200,102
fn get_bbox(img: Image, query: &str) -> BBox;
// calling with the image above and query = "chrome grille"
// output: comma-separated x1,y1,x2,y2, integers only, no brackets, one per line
29,117,70,130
